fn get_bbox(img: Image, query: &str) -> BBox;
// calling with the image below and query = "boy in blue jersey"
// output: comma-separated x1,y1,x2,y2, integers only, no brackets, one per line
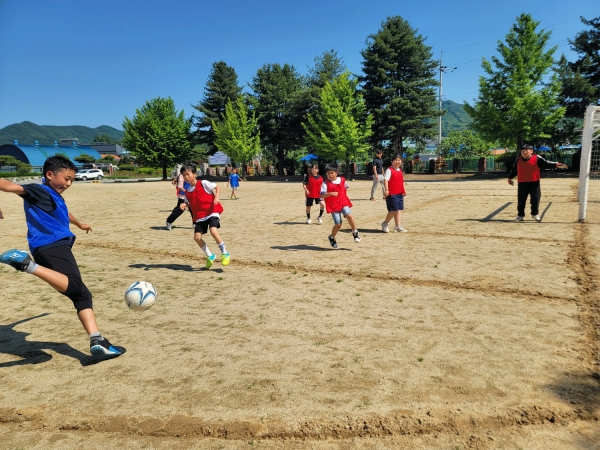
0,155,121,357
227,167,241,200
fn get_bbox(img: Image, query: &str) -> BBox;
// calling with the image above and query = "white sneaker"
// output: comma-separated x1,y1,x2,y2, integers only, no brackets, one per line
353,231,361,243
166,221,172,230
515,216,524,222
317,217,322,224
393,225,408,233
532,215,541,222
381,221,390,233
306,218,312,224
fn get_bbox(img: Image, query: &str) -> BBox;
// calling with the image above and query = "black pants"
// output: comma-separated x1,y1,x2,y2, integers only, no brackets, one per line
166,198,192,224
34,245,93,312
517,181,541,217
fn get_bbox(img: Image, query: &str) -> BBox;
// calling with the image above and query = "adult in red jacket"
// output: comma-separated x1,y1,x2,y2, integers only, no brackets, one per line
507,144,567,222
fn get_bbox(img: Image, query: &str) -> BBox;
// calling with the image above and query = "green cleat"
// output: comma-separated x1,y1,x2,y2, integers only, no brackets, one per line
206,254,216,269
221,253,231,266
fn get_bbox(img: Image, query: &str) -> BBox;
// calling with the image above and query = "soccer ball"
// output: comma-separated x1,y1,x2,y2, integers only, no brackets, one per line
124,281,157,312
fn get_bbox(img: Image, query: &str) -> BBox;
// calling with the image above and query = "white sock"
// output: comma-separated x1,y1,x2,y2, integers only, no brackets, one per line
218,241,227,254
25,261,39,274
202,245,213,257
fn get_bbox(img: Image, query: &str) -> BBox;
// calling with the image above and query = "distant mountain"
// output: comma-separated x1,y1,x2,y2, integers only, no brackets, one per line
441,100,472,136
0,121,124,145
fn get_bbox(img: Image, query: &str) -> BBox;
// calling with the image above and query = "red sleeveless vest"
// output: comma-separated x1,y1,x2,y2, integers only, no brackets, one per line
185,182,224,221
387,168,406,195
323,177,352,213
517,155,540,182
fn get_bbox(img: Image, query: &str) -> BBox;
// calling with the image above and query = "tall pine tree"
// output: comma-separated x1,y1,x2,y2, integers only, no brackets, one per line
465,14,564,150
192,61,242,154
359,16,439,154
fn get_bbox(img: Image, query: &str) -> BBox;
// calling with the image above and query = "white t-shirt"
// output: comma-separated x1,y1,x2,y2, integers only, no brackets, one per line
184,180,220,221
320,177,349,194
384,167,401,180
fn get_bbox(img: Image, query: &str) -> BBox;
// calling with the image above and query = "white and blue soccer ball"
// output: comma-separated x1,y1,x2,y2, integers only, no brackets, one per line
124,281,157,312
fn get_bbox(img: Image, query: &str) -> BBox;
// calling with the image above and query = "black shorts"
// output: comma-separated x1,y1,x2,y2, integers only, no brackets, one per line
194,216,221,234
386,194,404,212
305,197,323,207
34,245,93,312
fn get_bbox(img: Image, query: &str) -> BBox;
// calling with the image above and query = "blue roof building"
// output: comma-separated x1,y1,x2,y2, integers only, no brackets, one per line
0,140,102,171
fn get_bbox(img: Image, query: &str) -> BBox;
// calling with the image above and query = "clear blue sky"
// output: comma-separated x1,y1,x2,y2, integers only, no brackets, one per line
0,0,598,132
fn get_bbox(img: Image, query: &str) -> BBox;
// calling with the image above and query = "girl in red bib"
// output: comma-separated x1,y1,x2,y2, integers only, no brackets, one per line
320,163,361,248
507,144,567,222
382,155,407,233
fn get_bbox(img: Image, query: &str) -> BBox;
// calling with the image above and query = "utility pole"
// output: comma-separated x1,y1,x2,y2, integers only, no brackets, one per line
438,52,457,146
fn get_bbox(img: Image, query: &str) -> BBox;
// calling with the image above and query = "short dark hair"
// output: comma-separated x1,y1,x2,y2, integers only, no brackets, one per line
521,144,533,150
376,150,383,154
325,163,339,172
391,154,402,160
43,155,76,176
180,162,197,174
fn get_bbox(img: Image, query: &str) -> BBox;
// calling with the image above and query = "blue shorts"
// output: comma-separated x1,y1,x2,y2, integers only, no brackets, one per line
331,206,352,224
386,194,404,212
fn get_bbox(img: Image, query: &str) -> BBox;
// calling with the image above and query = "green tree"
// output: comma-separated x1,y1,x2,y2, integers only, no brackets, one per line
122,97,194,180
303,71,373,177
465,13,564,150
557,16,600,117
437,130,491,172
212,96,261,179
250,63,304,174
74,154,96,164
92,134,114,144
359,16,439,154
192,61,243,154
0,155,32,173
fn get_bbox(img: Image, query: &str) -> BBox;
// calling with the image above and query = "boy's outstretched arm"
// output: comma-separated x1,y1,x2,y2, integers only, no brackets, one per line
0,179,26,195
68,212,92,234
213,185,221,205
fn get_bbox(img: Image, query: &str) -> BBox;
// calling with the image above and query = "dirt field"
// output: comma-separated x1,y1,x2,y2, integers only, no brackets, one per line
1,173,600,449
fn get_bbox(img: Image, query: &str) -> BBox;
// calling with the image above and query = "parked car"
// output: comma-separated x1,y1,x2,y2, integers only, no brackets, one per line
75,169,104,181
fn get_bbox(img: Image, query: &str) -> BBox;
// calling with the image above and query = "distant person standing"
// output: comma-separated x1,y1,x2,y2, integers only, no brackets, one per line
370,150,385,201
381,155,407,233
227,167,241,200
507,144,568,222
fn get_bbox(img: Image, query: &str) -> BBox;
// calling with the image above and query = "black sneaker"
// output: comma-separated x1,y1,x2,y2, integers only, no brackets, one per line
328,235,338,249
353,231,361,243
0,249,32,272
90,337,122,357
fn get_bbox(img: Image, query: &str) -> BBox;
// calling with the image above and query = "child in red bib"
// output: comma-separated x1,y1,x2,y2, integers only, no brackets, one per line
381,155,407,233
320,163,361,248
303,164,325,224
180,163,230,269
507,144,567,222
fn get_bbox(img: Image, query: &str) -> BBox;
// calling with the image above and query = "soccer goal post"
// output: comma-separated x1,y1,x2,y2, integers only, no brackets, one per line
578,105,600,222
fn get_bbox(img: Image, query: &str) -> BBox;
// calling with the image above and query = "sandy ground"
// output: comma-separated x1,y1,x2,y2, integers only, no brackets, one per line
1,173,600,449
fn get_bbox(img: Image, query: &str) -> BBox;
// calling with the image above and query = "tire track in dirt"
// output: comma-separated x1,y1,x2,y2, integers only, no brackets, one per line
0,404,597,441
79,241,574,303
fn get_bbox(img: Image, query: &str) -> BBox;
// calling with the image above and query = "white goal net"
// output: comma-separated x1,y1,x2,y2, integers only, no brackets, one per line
578,105,600,221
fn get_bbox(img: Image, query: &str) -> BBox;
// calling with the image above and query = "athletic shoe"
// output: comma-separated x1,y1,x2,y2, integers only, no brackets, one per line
353,231,361,243
306,218,312,224
221,253,231,266
206,254,216,269
381,221,390,233
532,215,541,222
90,337,122,357
317,217,323,225
0,249,32,272
328,235,338,249
393,225,408,233
166,221,172,230
515,216,524,222
370,198,375,201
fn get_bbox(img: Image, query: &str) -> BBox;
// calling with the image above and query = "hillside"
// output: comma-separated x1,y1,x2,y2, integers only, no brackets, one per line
441,100,472,136
0,121,124,145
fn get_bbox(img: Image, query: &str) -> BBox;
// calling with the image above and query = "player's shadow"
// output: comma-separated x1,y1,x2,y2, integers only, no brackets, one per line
545,372,600,411
271,244,350,252
149,226,192,231
0,314,123,367
273,222,308,225
129,263,204,272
